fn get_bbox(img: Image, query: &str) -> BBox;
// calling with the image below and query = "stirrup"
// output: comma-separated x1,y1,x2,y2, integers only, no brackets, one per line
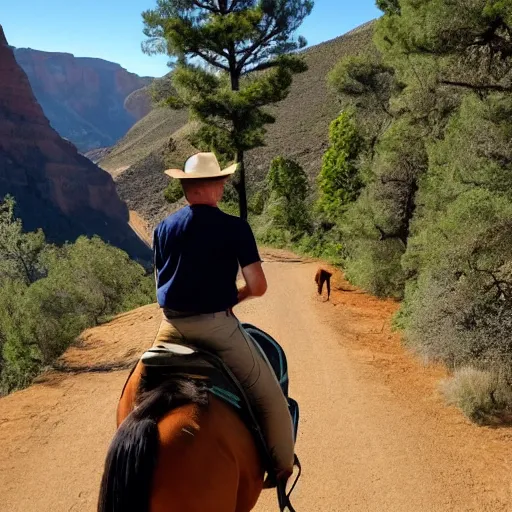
277,454,302,512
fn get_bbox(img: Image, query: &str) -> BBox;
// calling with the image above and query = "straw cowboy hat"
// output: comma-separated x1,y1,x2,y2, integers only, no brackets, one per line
164,152,238,179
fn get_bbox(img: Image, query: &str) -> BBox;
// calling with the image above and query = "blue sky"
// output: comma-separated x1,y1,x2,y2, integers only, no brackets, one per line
2,1,381,77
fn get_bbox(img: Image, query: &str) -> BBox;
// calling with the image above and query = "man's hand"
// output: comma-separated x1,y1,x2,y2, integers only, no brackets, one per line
237,261,267,304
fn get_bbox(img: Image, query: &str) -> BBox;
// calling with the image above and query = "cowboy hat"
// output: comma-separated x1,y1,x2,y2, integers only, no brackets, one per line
164,152,238,179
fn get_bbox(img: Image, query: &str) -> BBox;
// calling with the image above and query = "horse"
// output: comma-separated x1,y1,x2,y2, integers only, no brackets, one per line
315,268,332,300
97,359,265,512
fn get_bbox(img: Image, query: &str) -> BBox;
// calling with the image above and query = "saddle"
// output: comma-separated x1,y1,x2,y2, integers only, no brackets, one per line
140,323,301,511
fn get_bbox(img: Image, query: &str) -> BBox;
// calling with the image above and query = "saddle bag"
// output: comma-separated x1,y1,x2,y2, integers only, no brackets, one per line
242,323,300,442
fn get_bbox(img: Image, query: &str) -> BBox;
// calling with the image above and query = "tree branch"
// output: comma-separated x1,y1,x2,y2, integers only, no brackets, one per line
472,264,511,300
193,49,230,71
16,250,33,285
236,23,281,73
241,59,279,74
191,0,218,12
227,0,241,12
440,80,512,92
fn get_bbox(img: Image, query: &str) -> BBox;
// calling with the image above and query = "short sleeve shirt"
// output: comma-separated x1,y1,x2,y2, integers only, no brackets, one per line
153,205,261,313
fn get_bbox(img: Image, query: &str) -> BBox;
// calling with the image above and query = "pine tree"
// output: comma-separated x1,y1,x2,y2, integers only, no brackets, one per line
376,0,400,16
142,0,314,219
0,196,46,285
317,111,363,222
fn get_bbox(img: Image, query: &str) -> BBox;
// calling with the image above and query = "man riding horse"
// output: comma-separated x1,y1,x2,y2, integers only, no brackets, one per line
98,153,298,512
152,152,295,484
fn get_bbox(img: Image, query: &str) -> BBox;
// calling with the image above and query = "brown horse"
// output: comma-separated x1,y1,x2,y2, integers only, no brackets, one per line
98,361,264,512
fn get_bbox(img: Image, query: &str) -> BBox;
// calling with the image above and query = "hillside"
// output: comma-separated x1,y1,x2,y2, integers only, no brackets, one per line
99,21,375,228
13,48,152,152
99,106,190,175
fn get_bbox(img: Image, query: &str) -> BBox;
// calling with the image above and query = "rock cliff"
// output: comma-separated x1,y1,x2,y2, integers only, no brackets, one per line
13,47,152,152
0,25,150,262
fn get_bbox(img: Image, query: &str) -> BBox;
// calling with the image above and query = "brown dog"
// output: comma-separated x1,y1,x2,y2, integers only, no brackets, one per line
315,268,332,300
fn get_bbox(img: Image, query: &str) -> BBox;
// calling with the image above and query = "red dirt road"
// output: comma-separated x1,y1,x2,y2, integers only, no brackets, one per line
0,250,511,511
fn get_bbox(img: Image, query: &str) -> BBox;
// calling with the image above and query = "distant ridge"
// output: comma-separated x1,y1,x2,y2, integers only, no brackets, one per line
13,47,153,152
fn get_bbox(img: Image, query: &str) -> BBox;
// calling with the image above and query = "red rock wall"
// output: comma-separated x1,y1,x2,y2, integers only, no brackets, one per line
0,25,150,261
12,47,153,151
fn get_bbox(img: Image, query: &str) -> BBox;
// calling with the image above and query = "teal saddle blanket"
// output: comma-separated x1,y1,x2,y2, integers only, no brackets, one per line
139,322,300,442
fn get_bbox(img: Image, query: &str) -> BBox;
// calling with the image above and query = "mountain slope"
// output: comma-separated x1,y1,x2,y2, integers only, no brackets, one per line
99,21,376,228
13,48,152,152
0,25,150,262
99,106,190,174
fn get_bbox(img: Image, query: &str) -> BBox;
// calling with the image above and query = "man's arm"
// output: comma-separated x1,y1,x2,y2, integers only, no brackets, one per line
237,261,268,304
235,218,265,304
152,228,159,290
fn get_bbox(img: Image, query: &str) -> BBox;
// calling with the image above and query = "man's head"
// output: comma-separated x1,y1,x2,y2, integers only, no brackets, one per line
163,152,237,207
180,176,228,206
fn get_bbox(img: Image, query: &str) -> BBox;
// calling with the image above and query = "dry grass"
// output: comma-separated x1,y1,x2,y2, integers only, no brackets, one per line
441,367,512,425
246,22,376,186
112,122,196,228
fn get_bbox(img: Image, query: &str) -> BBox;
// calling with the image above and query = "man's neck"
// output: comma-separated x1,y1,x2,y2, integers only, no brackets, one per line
187,201,218,207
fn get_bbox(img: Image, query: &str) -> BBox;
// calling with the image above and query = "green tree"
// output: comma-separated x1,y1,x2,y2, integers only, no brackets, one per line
267,156,308,203
41,236,154,325
265,156,310,236
317,111,363,221
402,189,512,376
341,189,406,298
328,54,397,120
376,0,401,16
0,202,155,394
320,0,512,419
0,196,47,284
375,0,512,95
142,0,314,220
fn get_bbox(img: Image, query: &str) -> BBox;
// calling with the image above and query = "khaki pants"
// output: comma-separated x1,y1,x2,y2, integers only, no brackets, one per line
153,309,295,475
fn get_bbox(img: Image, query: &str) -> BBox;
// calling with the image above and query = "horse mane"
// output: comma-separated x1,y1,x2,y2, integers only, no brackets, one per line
138,372,209,407
98,375,208,512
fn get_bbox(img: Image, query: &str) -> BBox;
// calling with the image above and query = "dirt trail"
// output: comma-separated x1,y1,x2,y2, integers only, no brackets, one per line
1,250,511,512
128,210,152,247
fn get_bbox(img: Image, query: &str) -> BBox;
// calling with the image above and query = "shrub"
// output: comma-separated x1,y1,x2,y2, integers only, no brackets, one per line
164,179,184,204
402,189,512,372
441,368,512,425
0,199,154,394
268,157,308,203
296,227,345,266
341,191,406,298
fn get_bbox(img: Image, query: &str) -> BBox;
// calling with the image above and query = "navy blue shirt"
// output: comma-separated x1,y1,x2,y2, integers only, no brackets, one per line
153,205,261,313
